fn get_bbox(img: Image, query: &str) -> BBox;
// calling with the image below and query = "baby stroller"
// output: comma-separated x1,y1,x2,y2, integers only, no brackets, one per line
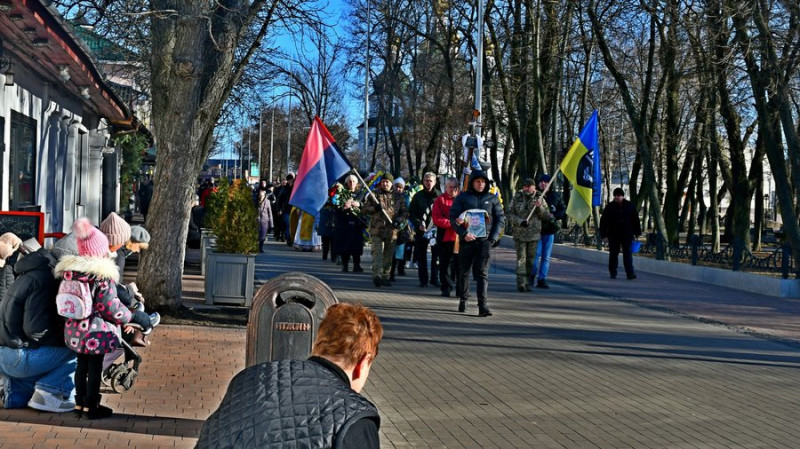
102,325,149,393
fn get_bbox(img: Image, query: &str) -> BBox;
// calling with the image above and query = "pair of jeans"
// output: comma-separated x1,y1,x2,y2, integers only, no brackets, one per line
532,233,555,280
457,239,491,305
0,345,77,408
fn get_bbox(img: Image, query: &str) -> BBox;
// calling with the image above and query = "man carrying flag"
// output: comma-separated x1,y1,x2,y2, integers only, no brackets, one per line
289,117,353,216
559,110,601,225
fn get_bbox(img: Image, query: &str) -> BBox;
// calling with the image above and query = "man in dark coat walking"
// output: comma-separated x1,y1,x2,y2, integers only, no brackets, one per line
599,187,642,279
408,172,440,288
449,171,506,317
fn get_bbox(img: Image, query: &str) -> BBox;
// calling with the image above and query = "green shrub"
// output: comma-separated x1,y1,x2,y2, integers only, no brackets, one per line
211,179,258,254
205,179,227,234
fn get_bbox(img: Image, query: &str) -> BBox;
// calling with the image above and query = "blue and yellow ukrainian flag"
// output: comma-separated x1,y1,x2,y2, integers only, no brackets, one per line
559,110,600,225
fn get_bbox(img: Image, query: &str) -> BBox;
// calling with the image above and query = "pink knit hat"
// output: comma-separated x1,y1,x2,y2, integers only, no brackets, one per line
73,218,109,258
100,212,131,246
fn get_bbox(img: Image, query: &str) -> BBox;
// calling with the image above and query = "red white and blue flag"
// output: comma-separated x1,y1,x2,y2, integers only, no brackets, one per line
289,116,352,214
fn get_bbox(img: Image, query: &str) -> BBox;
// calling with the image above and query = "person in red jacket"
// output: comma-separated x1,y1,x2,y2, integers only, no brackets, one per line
431,177,459,297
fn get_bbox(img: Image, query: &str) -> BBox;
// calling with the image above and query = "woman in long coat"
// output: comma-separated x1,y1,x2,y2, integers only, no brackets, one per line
256,190,274,253
333,175,365,272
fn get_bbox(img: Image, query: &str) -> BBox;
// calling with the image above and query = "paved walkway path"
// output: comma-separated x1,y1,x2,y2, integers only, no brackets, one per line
1,237,799,448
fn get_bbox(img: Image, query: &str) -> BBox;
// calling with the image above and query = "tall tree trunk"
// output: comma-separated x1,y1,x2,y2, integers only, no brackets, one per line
139,0,277,310
588,2,669,258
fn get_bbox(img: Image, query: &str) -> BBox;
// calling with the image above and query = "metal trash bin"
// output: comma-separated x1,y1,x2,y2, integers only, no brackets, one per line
246,272,338,367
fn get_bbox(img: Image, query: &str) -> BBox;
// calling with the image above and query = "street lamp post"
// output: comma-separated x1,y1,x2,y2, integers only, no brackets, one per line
287,92,292,175
363,0,371,171
270,105,275,182
473,0,485,140
258,109,263,181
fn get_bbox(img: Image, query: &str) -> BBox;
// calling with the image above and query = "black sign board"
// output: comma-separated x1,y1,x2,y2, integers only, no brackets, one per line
0,211,45,244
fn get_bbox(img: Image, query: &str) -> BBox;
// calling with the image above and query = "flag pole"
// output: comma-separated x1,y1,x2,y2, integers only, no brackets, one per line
525,166,562,222
349,169,394,223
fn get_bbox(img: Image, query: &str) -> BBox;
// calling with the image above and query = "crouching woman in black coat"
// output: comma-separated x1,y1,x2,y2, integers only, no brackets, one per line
0,247,77,412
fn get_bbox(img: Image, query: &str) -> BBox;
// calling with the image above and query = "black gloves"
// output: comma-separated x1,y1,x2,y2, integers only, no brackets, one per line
489,238,500,248
520,220,529,228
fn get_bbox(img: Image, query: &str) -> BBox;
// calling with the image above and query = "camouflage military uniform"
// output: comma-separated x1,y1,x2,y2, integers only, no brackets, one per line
362,189,409,283
508,190,549,290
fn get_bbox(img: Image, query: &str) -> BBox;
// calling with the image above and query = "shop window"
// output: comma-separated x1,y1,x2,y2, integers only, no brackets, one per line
10,112,37,210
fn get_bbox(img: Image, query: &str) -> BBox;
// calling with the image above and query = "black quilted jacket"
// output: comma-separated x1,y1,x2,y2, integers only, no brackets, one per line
197,358,380,448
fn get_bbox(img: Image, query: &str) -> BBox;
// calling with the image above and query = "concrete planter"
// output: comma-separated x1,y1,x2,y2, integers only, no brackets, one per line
204,251,256,306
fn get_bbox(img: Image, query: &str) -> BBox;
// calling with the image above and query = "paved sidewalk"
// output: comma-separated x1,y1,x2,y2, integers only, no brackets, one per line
1,237,799,448
488,238,800,345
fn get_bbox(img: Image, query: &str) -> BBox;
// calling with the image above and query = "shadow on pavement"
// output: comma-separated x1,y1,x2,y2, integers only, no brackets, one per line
0,409,203,438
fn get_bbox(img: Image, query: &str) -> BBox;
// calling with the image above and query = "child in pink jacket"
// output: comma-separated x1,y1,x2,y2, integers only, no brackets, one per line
57,218,132,419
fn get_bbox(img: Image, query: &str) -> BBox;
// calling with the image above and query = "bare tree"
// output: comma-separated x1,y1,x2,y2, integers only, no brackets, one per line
53,0,326,310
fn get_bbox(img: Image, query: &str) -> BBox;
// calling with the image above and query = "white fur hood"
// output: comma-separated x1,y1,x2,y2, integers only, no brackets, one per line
54,254,120,282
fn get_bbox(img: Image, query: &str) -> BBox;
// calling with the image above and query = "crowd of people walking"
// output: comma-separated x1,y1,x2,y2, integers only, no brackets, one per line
197,168,639,318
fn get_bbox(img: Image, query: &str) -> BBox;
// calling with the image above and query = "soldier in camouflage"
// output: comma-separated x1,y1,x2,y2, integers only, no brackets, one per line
361,174,409,287
508,178,550,292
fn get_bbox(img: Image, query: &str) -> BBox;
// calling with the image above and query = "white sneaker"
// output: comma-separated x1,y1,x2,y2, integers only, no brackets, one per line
143,312,161,335
27,389,75,413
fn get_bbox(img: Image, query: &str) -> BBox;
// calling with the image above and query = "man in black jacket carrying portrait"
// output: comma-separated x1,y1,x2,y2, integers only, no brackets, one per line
449,170,506,317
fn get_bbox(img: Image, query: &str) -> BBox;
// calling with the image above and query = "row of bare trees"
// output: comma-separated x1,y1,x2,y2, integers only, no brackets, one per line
339,0,799,271
51,0,799,310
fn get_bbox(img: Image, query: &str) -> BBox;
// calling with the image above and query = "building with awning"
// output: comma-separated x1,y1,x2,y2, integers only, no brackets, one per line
0,0,148,234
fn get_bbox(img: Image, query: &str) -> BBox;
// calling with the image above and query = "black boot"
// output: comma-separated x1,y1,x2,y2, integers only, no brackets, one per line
458,300,466,313
373,277,382,287
86,395,113,420
341,255,349,272
478,302,492,317
353,256,363,272
389,259,397,281
397,260,406,276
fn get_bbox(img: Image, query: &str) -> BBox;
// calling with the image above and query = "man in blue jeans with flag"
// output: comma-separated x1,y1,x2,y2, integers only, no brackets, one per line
531,173,566,288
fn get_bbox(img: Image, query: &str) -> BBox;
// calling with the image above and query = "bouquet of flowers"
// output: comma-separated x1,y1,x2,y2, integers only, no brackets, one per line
331,182,362,216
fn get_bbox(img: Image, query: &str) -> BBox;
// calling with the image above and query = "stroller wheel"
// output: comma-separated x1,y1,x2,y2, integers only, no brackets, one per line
102,364,121,386
111,368,138,393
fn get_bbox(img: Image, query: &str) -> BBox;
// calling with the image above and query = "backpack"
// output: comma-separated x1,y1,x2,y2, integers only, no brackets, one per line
56,278,95,319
